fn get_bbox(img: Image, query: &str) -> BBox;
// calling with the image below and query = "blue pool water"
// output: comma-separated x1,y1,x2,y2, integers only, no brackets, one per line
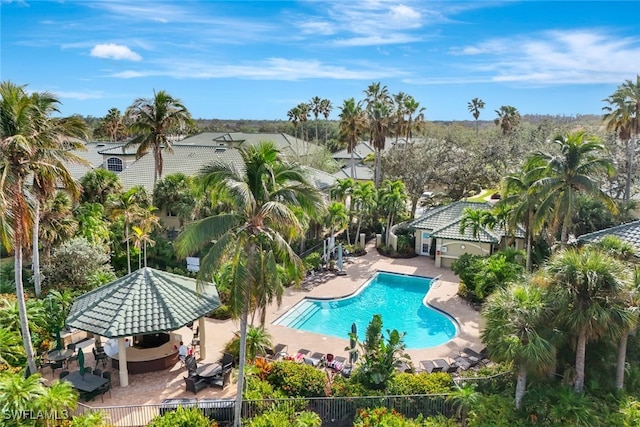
274,271,457,349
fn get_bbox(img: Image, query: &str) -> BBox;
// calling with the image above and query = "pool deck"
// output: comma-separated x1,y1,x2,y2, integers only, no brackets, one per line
42,241,481,410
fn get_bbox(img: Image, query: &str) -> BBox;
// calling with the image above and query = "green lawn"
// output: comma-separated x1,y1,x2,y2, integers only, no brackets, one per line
466,188,498,202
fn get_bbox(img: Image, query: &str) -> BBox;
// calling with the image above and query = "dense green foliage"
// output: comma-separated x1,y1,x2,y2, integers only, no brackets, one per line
266,361,327,397
147,406,213,427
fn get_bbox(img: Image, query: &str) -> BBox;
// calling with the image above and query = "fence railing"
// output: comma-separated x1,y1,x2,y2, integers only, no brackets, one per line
75,394,451,427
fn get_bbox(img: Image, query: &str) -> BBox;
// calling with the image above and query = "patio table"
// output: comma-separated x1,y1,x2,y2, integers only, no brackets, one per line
196,363,222,378
45,349,73,362
61,371,108,392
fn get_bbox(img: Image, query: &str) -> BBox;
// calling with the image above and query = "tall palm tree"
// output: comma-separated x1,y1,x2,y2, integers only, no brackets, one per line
310,96,323,143
152,172,195,227
482,280,555,409
602,75,640,201
39,191,78,261
531,131,617,246
330,178,355,244
286,105,301,144
459,207,492,246
545,247,633,393
494,105,520,135
467,98,485,137
0,81,85,374
107,187,147,274
175,142,324,427
28,105,87,296
296,102,311,144
378,180,407,245
404,95,425,144
320,98,333,146
338,98,367,180
324,201,349,241
392,91,407,144
365,82,392,187
100,107,127,142
497,157,547,271
125,90,193,187
79,168,123,205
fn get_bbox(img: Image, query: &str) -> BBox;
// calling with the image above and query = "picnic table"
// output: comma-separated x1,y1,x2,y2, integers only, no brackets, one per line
45,349,73,362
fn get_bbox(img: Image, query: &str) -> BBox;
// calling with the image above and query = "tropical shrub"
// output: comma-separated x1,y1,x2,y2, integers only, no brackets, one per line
223,325,272,362
266,361,327,397
70,411,113,426
147,406,213,427
387,372,454,395
452,251,524,302
353,407,424,427
466,394,524,427
42,237,115,291
244,402,321,427
303,252,322,271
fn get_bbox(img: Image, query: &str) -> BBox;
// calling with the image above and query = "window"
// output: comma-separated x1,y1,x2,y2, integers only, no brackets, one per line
106,157,123,172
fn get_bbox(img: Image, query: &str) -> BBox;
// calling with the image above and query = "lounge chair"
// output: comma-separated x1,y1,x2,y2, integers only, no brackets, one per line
433,359,450,372
219,352,234,370
305,352,325,367
264,343,288,360
420,360,436,373
325,354,345,372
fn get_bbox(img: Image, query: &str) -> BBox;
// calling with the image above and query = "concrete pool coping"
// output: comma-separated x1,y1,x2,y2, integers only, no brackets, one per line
273,271,462,350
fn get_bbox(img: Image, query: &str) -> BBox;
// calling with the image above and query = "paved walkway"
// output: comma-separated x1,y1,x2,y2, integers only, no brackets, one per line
43,241,481,409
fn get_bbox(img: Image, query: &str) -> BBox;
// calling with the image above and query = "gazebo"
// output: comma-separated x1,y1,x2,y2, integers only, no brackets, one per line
66,267,220,387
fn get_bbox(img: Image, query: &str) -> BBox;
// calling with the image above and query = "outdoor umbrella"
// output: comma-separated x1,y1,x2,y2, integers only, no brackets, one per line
77,347,85,377
55,328,64,351
349,322,358,365
337,244,344,272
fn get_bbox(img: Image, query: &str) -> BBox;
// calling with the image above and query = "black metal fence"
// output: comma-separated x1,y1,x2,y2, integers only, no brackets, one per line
74,394,451,426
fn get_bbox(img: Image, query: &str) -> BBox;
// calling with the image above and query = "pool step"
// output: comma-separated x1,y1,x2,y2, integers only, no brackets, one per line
276,301,319,329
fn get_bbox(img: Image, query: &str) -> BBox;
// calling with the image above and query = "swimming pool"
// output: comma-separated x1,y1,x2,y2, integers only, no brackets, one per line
274,271,458,349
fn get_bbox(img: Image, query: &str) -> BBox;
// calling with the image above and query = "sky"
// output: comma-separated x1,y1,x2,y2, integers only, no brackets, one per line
2,1,639,121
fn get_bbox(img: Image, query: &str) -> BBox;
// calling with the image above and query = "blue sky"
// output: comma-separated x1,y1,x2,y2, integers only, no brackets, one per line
2,1,639,121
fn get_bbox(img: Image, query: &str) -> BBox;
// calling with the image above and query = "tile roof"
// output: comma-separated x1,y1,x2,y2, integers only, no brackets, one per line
302,166,337,190
332,142,375,160
407,201,523,244
66,267,220,338
176,132,323,157
578,220,640,255
332,164,375,180
117,145,243,192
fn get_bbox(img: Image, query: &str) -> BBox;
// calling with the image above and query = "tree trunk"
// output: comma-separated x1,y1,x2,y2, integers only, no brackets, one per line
515,365,527,409
234,295,250,426
32,198,42,297
16,245,38,375
411,197,418,219
574,327,587,393
625,137,635,201
144,242,148,268
375,150,382,188
350,150,356,180
616,331,629,390
125,225,131,274
525,210,533,273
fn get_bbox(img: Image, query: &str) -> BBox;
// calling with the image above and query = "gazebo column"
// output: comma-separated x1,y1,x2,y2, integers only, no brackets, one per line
198,317,207,360
118,337,129,387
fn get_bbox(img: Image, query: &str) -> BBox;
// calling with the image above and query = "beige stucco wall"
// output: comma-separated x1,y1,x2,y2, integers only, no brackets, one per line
435,238,492,268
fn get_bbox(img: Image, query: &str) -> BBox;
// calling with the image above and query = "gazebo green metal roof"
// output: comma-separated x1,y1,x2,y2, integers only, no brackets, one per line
66,267,220,338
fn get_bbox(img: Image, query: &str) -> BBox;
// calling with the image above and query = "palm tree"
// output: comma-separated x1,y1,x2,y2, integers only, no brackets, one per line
338,98,367,180
531,131,617,246
494,105,520,135
0,81,84,374
497,157,547,271
351,181,376,247
125,89,193,187
79,168,123,204
404,95,425,144
447,384,480,427
175,141,324,427
287,105,301,144
310,96,323,143
28,108,87,296
296,102,311,144
320,98,333,146
39,191,78,260
369,101,392,188
330,178,355,244
378,180,407,245
459,207,492,246
324,201,349,241
152,172,195,226
482,280,555,409
392,91,407,144
602,75,640,201
545,247,633,393
100,107,127,142
108,187,147,274
468,98,485,136
131,207,159,269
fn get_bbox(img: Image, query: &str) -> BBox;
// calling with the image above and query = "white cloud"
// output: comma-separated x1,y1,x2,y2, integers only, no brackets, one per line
90,44,142,61
108,57,406,81
51,90,105,101
451,29,640,85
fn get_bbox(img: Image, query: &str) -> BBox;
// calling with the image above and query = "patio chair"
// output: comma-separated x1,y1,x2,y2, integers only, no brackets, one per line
191,327,200,349
183,376,208,395
49,360,64,376
93,347,108,369
304,352,325,367
84,367,93,375
93,369,102,377
59,370,70,379
219,352,234,370
66,344,78,368
209,368,232,390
